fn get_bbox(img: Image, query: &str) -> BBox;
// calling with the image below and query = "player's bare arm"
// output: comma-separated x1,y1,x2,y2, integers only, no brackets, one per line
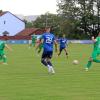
5,44,12,51
54,40,58,52
35,39,43,50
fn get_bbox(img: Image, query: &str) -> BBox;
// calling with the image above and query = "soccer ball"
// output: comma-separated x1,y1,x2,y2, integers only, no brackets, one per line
73,60,79,65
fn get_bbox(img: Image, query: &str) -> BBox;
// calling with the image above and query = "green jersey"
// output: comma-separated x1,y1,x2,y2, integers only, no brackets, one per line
0,41,5,51
38,36,43,48
93,37,100,52
32,35,37,43
39,43,43,48
0,41,6,56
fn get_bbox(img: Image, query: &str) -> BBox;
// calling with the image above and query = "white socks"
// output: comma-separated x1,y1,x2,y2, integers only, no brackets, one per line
47,65,55,74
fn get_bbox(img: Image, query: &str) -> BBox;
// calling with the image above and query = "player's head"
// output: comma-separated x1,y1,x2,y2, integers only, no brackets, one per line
62,34,66,38
45,27,51,33
98,32,100,36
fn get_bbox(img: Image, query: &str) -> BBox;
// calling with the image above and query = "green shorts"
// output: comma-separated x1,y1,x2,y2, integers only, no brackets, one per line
0,50,5,56
39,44,43,49
0,50,5,59
91,51,100,59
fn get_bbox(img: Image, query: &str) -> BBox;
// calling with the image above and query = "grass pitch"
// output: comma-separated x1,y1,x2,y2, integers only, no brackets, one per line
0,44,100,100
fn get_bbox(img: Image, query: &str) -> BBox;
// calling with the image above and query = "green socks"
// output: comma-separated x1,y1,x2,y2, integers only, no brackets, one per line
2,56,7,63
86,61,92,69
86,58,100,69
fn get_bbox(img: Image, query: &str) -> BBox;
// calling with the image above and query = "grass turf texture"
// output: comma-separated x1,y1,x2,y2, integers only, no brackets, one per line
0,44,100,100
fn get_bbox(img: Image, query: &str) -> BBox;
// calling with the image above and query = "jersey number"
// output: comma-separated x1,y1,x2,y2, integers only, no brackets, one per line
46,37,52,43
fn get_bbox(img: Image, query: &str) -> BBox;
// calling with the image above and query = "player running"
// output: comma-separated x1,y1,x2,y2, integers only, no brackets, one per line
37,27,57,74
0,41,12,64
36,36,43,54
85,32,100,71
29,34,37,48
58,34,68,57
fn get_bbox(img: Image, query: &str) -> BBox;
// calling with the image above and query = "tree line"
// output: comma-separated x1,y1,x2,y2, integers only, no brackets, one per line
27,0,100,39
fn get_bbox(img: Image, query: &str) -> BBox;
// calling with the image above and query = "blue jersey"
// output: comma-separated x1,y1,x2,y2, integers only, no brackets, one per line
42,32,55,52
59,38,67,48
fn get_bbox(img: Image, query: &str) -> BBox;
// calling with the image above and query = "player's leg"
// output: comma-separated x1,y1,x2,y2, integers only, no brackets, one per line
64,48,68,57
2,55,7,64
41,58,48,66
38,48,41,53
3,55,7,64
47,59,55,74
41,52,48,66
0,55,3,64
0,51,7,64
29,40,32,48
47,52,55,74
31,42,35,47
47,53,53,67
58,48,63,56
86,57,93,70
41,51,53,73
0,54,2,60
38,45,42,54
86,51,97,70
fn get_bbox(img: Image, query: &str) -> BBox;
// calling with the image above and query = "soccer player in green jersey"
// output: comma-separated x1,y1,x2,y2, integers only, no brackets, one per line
37,42,43,54
29,34,37,48
0,41,12,64
86,32,100,71
36,36,43,54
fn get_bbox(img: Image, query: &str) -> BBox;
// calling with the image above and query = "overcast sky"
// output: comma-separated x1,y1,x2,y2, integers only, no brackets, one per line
0,0,58,15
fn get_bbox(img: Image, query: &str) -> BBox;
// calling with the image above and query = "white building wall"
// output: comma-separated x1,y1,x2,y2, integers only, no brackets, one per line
0,12,25,36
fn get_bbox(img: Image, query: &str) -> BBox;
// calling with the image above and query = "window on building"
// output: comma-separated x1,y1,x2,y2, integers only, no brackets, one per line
4,21,6,24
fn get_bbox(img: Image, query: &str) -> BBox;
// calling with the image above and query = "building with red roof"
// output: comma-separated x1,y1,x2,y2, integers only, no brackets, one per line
16,28,45,36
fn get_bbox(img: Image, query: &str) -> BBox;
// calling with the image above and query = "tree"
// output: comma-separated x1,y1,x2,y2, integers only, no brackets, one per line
33,12,62,35
23,19,34,28
0,10,3,13
57,0,100,39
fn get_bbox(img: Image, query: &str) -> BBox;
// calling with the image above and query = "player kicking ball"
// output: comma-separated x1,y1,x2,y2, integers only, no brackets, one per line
85,32,100,71
0,40,12,65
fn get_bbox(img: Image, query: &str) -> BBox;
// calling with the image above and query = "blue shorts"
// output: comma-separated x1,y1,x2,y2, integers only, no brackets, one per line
60,47,66,52
42,51,53,59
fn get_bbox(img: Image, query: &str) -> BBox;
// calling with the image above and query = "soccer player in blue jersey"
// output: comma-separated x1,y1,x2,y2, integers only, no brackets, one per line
58,34,68,57
37,27,57,74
